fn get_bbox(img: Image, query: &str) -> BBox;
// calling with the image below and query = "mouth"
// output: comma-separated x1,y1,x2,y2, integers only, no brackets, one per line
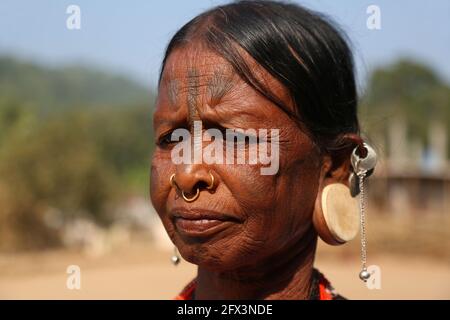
170,208,241,238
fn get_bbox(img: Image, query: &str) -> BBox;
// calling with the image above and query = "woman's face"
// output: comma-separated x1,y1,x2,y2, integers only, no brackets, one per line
151,45,323,272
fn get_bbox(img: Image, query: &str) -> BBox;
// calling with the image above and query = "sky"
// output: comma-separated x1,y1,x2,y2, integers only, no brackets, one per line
0,0,449,89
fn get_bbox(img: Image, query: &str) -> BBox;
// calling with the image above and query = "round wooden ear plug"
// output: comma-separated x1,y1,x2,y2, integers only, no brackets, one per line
314,183,359,245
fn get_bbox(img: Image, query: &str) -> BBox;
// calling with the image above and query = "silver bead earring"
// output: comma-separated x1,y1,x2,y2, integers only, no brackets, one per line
350,142,377,282
171,246,180,266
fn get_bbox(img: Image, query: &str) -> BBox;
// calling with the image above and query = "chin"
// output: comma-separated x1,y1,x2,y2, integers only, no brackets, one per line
176,236,247,272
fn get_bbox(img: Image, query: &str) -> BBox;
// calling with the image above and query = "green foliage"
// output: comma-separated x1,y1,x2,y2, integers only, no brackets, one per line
360,59,450,153
0,56,155,251
86,106,154,176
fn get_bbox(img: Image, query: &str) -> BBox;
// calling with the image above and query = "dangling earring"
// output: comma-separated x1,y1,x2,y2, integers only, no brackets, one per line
171,246,180,266
350,142,377,282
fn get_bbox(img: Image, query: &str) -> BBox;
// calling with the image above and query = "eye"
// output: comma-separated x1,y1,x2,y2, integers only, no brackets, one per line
156,130,176,148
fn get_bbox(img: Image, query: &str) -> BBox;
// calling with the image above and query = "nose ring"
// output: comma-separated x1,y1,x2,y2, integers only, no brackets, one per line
206,171,215,190
182,189,200,202
169,173,177,188
169,171,215,202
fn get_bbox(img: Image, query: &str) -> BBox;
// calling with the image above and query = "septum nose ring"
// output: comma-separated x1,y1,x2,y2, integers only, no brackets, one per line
169,172,215,202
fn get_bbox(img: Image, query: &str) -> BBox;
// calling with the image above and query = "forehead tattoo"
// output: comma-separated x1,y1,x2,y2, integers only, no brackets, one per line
187,69,201,131
169,68,234,134
207,70,234,106
187,68,202,162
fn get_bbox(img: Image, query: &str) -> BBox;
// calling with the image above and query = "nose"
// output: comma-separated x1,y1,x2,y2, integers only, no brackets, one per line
172,164,216,200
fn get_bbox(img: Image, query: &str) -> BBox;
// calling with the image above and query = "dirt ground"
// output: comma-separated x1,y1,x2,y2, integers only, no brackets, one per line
0,241,449,300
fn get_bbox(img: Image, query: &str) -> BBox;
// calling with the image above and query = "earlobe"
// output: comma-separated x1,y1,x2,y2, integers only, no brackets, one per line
313,183,359,245
313,149,359,245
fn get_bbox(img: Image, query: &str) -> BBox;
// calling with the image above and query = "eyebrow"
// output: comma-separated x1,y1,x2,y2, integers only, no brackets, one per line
207,70,234,106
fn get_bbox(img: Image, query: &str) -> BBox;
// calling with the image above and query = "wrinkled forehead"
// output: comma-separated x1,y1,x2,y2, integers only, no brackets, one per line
158,44,293,114
160,46,235,88
158,46,239,110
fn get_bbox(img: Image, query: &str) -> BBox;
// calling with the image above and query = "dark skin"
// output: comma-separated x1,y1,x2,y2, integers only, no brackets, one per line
150,44,362,299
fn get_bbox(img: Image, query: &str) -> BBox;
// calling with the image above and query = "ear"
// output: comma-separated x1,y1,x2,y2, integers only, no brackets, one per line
312,135,362,245
322,146,353,186
319,133,366,187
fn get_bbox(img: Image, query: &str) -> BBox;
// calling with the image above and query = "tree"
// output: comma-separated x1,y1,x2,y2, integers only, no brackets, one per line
360,59,450,156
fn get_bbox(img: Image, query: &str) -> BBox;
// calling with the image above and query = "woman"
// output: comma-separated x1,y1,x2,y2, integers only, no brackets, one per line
150,0,376,300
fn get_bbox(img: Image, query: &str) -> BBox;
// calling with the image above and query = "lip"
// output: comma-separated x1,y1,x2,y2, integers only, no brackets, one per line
170,208,241,238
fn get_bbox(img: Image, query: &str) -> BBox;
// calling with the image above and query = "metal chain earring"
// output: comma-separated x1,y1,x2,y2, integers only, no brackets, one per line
350,142,377,282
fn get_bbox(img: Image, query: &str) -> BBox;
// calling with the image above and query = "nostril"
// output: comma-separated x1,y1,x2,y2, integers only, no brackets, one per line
171,168,217,197
194,171,216,193
196,180,215,193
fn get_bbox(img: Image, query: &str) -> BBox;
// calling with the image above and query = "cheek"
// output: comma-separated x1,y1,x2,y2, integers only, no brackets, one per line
258,137,321,247
276,164,319,234
218,136,321,246
150,154,178,242
150,151,172,215
219,165,280,245
221,163,277,210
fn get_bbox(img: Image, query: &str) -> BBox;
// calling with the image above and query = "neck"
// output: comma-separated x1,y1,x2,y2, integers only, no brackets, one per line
195,227,318,300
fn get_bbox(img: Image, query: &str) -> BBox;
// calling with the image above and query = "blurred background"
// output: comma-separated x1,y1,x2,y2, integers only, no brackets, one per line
0,0,449,299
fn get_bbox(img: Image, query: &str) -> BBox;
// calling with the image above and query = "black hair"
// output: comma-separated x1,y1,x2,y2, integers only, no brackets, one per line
159,0,359,153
